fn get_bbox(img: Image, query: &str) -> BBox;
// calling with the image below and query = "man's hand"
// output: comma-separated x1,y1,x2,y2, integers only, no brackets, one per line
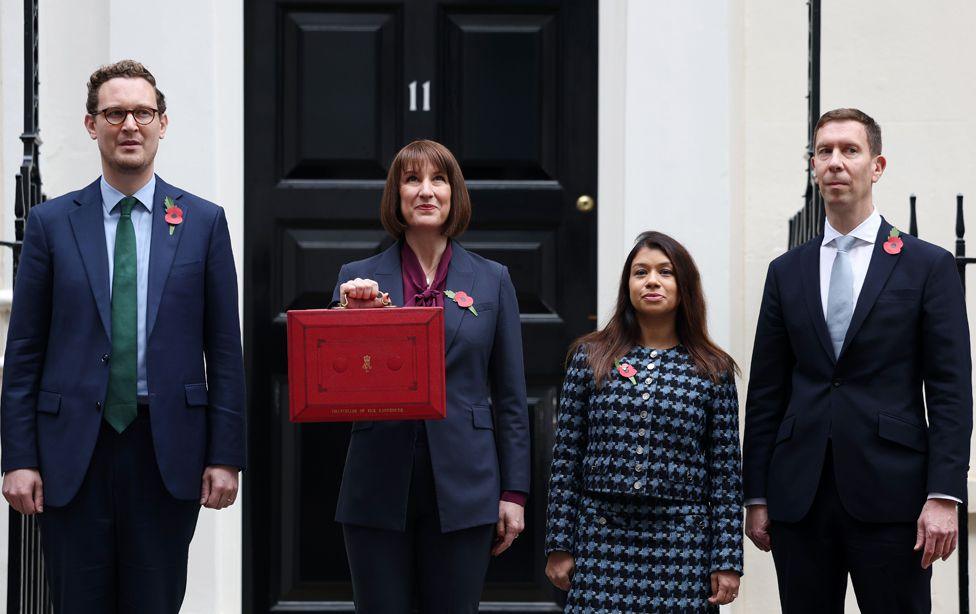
491,500,525,556
708,570,740,605
2,469,43,515
914,498,958,568
545,551,575,591
200,465,239,510
745,504,772,551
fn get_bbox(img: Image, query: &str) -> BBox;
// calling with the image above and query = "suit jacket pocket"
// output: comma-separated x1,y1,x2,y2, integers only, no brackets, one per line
472,405,494,430
878,412,927,452
36,390,61,415
877,288,919,302
171,260,204,275
775,415,796,445
185,383,209,407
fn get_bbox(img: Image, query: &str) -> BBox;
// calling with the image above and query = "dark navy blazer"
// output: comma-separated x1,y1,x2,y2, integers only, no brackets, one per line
0,176,246,506
743,219,972,523
330,241,530,532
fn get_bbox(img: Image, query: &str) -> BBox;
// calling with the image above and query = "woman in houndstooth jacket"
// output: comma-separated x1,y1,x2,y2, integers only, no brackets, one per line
545,231,743,613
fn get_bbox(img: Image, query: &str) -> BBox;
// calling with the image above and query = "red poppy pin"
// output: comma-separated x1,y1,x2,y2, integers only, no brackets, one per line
883,228,903,255
163,196,183,236
614,360,637,384
444,290,478,316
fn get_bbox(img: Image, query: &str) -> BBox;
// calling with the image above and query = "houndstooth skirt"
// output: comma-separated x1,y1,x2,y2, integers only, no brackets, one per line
566,493,719,614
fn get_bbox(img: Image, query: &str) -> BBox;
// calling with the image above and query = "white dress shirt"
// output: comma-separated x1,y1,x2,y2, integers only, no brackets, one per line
745,207,959,506
819,207,881,321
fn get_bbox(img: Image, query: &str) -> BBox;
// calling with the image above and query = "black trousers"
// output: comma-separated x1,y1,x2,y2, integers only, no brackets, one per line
38,408,200,614
770,446,932,614
343,426,494,614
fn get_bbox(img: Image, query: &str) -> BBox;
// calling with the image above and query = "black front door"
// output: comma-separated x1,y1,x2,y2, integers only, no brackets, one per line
244,1,597,611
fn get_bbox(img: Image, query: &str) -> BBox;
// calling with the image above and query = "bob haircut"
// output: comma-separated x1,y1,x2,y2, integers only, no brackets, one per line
569,230,738,385
380,140,472,239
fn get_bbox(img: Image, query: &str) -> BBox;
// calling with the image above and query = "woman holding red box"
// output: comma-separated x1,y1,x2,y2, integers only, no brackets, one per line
331,140,530,613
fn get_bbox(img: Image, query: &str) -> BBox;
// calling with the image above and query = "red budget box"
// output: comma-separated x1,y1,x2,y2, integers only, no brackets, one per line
286,307,446,422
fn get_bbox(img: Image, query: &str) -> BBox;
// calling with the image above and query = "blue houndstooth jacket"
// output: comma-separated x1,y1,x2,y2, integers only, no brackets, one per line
546,344,744,574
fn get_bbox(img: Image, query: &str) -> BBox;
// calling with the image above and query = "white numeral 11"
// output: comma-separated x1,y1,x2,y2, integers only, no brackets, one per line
408,80,431,112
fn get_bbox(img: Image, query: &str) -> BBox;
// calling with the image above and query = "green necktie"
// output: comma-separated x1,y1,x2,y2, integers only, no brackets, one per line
104,196,139,433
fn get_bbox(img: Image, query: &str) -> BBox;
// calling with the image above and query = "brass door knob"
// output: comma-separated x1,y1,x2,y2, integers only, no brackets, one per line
576,195,595,212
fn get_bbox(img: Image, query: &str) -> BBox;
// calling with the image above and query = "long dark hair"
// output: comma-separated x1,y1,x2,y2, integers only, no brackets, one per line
569,231,738,385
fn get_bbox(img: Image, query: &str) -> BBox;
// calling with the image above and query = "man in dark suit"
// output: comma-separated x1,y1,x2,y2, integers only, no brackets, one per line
0,60,245,613
742,108,972,613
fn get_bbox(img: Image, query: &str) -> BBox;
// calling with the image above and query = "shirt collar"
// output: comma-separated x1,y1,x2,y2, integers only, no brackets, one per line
101,175,156,214
822,206,881,247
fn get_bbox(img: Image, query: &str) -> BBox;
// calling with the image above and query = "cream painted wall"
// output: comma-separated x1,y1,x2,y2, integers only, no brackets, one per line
735,0,808,611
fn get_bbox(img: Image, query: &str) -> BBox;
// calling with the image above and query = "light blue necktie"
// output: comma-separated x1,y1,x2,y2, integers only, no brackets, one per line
826,235,857,358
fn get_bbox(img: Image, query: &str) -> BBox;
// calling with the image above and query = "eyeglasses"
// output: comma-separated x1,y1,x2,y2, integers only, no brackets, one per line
93,107,159,126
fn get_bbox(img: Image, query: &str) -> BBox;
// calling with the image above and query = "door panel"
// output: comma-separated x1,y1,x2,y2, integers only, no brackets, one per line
442,12,557,179
281,10,400,179
245,1,596,611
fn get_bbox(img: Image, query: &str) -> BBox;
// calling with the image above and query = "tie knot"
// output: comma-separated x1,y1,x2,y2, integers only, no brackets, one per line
118,196,139,217
833,235,857,253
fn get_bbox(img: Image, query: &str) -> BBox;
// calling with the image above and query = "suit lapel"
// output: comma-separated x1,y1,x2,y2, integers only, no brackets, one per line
146,176,186,338
69,179,112,340
801,235,836,361
373,242,404,306
840,219,899,357
443,241,474,353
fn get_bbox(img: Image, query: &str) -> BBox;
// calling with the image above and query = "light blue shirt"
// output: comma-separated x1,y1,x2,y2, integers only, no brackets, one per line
101,176,154,396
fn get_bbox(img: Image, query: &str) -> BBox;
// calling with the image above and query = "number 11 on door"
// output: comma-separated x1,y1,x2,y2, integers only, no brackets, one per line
408,81,430,112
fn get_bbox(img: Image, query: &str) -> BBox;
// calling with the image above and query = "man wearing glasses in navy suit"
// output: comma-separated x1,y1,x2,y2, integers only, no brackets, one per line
0,60,246,613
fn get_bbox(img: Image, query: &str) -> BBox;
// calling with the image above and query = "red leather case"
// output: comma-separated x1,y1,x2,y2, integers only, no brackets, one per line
287,307,446,422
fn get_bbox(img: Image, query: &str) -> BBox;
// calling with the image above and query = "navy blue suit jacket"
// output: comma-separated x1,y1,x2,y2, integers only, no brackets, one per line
743,219,972,523
0,176,246,506
330,241,530,532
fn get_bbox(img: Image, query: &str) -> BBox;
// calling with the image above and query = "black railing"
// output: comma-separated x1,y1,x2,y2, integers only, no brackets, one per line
4,1,52,612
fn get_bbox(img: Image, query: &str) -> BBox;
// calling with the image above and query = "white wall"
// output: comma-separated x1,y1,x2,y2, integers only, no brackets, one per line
15,0,244,611
598,1,734,352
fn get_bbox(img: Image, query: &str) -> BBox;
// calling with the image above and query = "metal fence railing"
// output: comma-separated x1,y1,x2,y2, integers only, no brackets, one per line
3,0,53,612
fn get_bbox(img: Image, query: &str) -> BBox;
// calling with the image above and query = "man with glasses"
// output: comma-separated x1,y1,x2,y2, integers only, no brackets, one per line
0,59,246,613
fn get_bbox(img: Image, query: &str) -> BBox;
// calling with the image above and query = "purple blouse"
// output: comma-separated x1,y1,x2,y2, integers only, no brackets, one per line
399,241,527,507
401,241,452,307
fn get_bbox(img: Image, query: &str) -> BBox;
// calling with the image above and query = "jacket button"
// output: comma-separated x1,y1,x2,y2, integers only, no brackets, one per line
832,380,841,387
638,428,646,436
642,393,650,401
636,446,644,455
597,516,607,525
633,481,643,490
640,411,648,419
95,401,102,411
101,354,110,364
635,464,645,472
